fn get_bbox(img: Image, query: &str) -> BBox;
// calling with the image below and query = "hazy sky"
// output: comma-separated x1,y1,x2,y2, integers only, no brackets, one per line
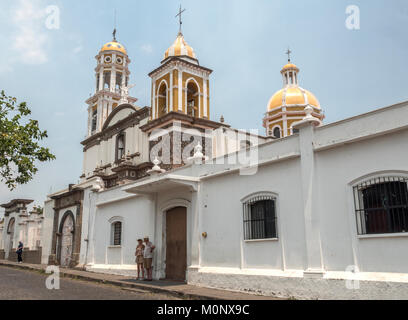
1,0,408,215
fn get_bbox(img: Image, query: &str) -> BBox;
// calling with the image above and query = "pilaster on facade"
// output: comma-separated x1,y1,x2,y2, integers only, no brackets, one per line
293,112,325,277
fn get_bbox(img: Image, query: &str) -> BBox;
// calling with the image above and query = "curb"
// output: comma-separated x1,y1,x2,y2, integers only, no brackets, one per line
0,261,220,300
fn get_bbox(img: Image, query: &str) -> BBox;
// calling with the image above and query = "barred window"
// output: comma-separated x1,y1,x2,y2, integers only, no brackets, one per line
353,176,408,235
243,195,277,240
111,221,122,246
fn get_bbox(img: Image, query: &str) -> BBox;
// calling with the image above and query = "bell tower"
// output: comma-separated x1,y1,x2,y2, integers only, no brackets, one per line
85,30,137,136
149,7,212,121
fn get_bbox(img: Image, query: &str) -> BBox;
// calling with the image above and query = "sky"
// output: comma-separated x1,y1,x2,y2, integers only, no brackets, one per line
1,0,408,215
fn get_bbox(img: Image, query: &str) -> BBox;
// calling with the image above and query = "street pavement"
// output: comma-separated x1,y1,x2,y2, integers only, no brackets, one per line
0,266,179,300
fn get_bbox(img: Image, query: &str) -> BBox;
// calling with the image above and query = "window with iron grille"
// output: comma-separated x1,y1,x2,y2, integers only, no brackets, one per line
112,221,122,246
243,195,277,240
353,176,408,235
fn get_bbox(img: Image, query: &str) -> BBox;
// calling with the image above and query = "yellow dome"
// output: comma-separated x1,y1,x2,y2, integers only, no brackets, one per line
281,63,299,72
100,41,127,55
268,87,320,111
164,33,197,60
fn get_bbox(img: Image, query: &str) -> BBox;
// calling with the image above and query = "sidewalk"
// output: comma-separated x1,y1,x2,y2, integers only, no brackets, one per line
0,260,278,300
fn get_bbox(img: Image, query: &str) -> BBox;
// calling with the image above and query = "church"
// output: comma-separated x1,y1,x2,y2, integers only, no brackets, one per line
25,14,408,299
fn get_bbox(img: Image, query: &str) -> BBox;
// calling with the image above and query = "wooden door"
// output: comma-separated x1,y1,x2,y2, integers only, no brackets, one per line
166,207,187,281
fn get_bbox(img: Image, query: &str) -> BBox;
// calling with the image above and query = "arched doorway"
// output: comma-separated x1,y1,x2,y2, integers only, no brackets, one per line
165,206,187,281
6,218,15,257
186,81,199,118
157,81,168,117
58,212,75,268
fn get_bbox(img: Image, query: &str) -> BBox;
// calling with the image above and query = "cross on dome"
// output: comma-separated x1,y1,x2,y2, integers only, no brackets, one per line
286,48,292,62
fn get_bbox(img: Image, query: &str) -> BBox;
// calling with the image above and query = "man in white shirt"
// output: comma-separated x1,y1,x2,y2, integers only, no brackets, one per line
143,236,155,281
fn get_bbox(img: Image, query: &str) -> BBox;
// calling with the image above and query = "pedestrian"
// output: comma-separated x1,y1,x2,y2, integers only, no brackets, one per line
143,236,155,281
135,239,145,280
16,241,23,263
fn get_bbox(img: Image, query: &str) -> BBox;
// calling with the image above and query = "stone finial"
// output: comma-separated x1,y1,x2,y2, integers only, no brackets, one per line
304,106,314,120
193,144,204,158
187,143,208,164
147,157,166,175
292,105,322,130
220,115,225,123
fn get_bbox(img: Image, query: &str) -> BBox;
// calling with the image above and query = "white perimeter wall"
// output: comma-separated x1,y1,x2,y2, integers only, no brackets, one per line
91,188,155,266
316,129,408,273
200,157,306,270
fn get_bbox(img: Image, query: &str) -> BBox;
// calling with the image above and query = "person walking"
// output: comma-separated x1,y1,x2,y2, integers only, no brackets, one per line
143,236,155,281
135,239,145,280
16,241,23,263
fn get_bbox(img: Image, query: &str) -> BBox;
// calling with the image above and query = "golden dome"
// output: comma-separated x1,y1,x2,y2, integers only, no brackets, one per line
268,87,320,111
164,33,197,60
100,41,127,55
281,63,299,72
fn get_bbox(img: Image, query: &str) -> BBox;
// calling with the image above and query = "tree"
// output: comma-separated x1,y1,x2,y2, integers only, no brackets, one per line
0,90,55,190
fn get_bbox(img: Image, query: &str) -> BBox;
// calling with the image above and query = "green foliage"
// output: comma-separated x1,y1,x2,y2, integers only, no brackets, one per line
0,90,55,190
35,206,43,214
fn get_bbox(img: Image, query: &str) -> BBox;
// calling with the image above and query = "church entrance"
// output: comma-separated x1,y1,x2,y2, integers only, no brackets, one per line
165,207,187,281
59,213,74,268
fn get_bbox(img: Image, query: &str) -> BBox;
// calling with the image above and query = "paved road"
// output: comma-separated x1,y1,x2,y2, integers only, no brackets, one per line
0,266,179,300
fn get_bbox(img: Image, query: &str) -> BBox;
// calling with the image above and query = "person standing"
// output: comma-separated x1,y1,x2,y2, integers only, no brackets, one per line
135,239,145,280
143,236,155,281
16,241,23,263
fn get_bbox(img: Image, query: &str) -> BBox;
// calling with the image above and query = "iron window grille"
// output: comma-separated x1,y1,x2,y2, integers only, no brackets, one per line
112,222,122,246
353,176,408,235
243,195,277,240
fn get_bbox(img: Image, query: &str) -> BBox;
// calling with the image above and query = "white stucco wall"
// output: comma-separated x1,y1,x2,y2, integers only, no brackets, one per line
88,187,155,267
41,199,54,264
316,130,408,273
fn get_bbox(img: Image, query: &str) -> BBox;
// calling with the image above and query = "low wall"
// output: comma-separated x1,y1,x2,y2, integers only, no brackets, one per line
8,248,42,264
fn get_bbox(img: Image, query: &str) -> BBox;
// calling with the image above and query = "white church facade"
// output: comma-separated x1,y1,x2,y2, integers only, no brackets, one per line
37,26,408,299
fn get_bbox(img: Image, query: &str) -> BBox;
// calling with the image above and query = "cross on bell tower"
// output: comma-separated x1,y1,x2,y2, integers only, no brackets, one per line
175,5,186,34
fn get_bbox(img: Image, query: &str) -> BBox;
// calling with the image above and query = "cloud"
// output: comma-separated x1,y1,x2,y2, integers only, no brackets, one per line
11,0,48,65
141,44,153,54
